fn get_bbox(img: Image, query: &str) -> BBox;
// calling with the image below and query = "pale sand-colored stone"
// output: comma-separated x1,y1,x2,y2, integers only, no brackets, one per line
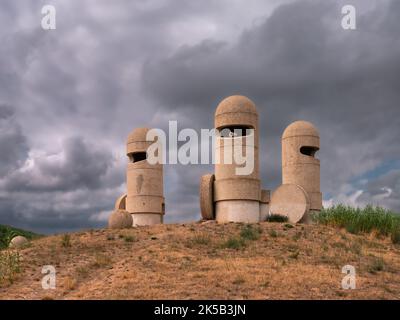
108,210,133,229
200,174,215,220
282,121,322,211
114,194,127,210
216,200,260,223
213,95,261,222
259,190,271,221
270,184,310,223
9,236,28,248
132,213,163,227
125,127,165,226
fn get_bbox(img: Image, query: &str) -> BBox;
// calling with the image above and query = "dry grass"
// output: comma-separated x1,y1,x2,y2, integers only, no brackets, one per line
0,221,399,300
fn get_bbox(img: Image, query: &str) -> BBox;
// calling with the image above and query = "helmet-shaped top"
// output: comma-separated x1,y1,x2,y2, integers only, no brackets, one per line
282,121,319,140
215,95,258,130
126,127,153,157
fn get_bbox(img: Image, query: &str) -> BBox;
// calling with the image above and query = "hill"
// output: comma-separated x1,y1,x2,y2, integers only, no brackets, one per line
0,221,399,299
0,225,41,250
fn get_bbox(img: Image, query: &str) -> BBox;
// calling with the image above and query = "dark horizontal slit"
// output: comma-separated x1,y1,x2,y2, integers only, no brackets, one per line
300,146,319,157
129,152,147,163
218,125,253,137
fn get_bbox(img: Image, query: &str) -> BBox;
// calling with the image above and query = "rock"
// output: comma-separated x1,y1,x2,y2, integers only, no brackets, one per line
9,235,29,248
108,210,133,229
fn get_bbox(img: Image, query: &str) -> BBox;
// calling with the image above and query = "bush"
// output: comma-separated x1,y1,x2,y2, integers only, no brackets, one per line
240,225,261,241
61,234,71,248
266,215,288,223
0,251,21,285
190,233,211,246
222,237,246,250
314,204,400,244
368,257,385,274
391,228,400,245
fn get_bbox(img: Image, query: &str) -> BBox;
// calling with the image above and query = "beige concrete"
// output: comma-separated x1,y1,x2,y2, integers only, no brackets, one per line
9,236,28,248
259,189,271,221
282,121,322,211
300,209,320,224
269,184,310,223
214,95,261,223
115,194,127,210
108,209,133,229
125,127,165,226
216,200,260,223
200,174,215,220
132,213,163,226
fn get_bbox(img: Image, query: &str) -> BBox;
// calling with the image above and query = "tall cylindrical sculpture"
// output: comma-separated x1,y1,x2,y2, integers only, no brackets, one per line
126,128,165,226
214,95,261,223
282,121,322,220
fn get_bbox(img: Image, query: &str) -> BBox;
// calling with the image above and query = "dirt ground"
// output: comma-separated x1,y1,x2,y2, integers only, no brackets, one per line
1,221,399,300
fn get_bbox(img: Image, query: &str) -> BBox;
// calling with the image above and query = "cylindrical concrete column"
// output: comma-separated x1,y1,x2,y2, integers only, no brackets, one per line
282,121,322,211
214,95,261,223
126,128,165,226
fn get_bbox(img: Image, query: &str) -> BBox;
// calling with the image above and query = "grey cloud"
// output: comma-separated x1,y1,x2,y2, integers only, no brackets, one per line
141,0,400,210
0,104,29,176
1,0,400,233
4,136,115,192
357,169,400,212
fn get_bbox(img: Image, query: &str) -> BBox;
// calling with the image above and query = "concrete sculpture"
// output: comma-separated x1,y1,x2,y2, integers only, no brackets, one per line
200,98,321,224
126,128,165,226
201,95,272,223
109,128,165,228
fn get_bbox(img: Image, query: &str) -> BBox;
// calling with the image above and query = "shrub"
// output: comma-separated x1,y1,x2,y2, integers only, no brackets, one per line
315,204,400,243
222,237,246,250
61,234,71,248
268,230,278,238
266,215,288,223
391,228,400,245
0,251,21,285
368,257,385,274
124,236,136,243
190,234,211,246
240,225,261,241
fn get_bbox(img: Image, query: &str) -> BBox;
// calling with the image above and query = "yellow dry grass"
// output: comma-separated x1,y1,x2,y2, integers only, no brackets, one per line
0,221,399,300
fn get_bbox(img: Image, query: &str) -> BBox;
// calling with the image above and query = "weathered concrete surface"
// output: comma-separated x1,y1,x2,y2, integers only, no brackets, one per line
108,209,133,229
200,174,215,220
282,121,322,211
270,184,310,223
125,128,165,226
214,95,261,223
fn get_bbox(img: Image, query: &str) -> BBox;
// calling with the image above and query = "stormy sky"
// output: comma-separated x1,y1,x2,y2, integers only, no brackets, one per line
0,0,399,234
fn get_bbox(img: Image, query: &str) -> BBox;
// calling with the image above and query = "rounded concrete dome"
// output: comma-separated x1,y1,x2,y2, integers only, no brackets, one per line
108,209,133,229
9,235,28,248
127,127,151,145
215,95,257,116
282,121,319,140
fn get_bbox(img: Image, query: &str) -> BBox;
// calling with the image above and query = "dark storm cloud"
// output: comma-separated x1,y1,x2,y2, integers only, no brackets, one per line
357,169,400,211
142,0,400,212
0,104,29,176
1,0,399,234
4,136,114,192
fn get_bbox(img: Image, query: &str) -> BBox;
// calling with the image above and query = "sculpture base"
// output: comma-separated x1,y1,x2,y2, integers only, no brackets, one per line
131,213,163,226
216,200,260,223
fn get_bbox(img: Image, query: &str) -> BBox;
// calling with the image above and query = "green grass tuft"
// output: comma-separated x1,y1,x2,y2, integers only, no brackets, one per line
240,225,261,241
0,251,21,285
314,204,400,244
222,237,246,250
266,214,288,223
